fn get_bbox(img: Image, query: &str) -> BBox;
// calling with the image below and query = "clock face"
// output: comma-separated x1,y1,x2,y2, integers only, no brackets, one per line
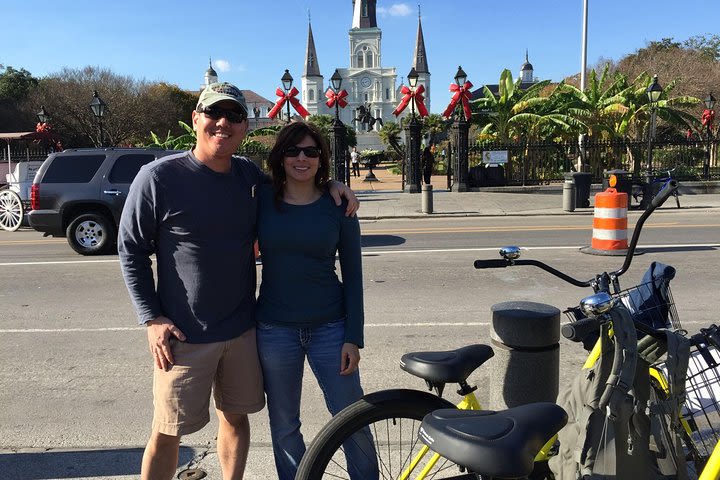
360,76,372,88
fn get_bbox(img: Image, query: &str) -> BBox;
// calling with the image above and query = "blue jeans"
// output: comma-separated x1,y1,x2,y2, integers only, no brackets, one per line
256,320,378,480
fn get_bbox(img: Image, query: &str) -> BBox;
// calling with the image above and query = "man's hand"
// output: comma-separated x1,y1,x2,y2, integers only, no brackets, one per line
328,180,359,217
340,343,360,376
146,316,186,371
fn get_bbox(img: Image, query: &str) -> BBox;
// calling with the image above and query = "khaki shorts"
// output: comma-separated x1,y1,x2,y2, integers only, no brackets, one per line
152,327,266,436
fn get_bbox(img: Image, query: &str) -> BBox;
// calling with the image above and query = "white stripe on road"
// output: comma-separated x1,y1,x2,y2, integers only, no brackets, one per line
1,243,718,266
0,320,707,334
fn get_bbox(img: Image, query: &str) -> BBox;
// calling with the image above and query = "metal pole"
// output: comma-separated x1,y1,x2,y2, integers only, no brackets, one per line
577,0,589,172
331,102,347,184
705,123,711,180
451,118,469,192
640,107,656,210
98,119,104,148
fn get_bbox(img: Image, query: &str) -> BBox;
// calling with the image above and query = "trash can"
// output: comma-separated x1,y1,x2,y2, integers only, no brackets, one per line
602,169,632,199
564,172,592,208
484,164,506,186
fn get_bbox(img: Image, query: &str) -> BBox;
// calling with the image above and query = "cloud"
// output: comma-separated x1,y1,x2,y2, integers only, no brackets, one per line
377,3,412,17
214,59,231,72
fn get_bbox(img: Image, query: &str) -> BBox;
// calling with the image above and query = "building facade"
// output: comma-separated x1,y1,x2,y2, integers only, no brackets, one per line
302,0,430,137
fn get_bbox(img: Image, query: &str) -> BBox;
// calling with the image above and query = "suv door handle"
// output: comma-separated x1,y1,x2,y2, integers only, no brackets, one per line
103,190,123,196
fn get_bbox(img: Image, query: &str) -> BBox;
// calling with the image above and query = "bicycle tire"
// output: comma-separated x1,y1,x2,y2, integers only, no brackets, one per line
296,388,471,480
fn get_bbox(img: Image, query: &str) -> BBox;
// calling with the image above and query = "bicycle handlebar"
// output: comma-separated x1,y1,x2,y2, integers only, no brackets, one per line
474,179,679,290
561,317,600,342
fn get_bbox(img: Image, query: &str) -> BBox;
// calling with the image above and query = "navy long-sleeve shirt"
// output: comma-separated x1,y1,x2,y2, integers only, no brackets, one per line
118,151,263,343
255,186,365,347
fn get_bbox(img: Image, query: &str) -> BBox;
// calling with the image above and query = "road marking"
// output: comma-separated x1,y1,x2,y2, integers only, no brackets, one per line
0,319,707,334
1,243,718,267
361,223,720,235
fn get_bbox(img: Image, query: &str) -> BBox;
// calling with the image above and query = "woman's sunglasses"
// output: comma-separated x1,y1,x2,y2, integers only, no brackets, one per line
197,107,247,124
284,146,321,158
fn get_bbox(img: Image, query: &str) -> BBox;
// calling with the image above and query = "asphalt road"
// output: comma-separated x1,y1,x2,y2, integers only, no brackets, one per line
1,212,718,479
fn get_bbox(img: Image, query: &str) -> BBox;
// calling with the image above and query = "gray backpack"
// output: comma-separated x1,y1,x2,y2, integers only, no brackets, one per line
549,308,690,479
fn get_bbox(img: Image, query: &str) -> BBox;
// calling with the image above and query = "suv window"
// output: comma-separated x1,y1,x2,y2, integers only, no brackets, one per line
108,154,156,183
42,154,106,183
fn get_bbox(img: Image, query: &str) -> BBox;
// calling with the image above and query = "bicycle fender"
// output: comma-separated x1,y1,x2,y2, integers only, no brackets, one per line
361,388,456,409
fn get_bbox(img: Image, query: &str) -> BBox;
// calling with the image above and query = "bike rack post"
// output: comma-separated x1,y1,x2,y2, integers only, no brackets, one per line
488,301,560,410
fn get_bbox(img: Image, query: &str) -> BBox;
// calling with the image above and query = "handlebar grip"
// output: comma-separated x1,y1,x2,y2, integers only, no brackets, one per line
561,317,600,342
650,179,678,209
474,259,509,269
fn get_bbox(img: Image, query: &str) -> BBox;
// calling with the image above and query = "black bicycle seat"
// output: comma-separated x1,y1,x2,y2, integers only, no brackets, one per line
399,344,494,384
419,403,567,478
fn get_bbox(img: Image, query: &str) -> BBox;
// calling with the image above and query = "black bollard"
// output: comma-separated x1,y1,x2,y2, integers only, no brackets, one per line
488,301,560,410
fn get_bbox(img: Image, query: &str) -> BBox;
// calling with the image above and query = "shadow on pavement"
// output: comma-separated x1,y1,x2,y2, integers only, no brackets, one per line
361,234,405,248
0,446,196,479
638,245,718,254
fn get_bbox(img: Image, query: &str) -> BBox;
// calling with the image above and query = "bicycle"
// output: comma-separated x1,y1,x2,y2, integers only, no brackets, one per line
296,180,719,479
631,167,681,209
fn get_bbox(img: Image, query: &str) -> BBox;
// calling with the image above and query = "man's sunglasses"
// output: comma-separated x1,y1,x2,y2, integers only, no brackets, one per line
284,146,321,158
198,107,247,123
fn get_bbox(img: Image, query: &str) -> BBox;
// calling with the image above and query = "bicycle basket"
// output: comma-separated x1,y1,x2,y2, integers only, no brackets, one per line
679,326,720,468
563,279,680,331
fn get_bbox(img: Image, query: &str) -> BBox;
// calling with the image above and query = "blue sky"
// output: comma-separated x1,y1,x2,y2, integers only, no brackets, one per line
2,0,718,113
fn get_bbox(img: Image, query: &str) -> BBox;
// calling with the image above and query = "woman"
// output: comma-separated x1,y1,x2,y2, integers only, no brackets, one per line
256,121,375,480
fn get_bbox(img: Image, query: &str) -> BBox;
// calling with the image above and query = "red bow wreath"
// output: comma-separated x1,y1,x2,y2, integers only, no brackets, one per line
268,86,309,119
442,81,474,120
392,84,428,117
325,88,348,109
702,109,715,128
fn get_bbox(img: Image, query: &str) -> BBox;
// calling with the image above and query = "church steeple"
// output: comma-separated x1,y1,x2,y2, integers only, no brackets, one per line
352,0,377,29
304,21,321,77
412,11,429,73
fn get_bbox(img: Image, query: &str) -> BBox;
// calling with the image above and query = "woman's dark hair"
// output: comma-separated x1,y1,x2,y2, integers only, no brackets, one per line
267,121,331,205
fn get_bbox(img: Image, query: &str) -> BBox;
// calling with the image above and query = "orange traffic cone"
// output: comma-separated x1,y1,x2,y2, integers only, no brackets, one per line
581,176,628,256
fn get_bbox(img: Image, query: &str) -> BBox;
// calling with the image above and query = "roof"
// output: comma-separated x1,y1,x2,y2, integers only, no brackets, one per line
242,90,274,105
412,16,429,73
0,131,46,142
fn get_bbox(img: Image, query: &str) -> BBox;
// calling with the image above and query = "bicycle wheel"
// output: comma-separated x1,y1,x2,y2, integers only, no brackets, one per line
296,388,473,480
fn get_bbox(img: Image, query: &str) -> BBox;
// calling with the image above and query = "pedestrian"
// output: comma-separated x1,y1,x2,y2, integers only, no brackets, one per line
256,121,376,480
118,82,358,480
422,145,435,184
350,146,361,177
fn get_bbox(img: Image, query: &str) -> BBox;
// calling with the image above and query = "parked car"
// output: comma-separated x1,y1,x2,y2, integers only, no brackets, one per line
28,148,178,255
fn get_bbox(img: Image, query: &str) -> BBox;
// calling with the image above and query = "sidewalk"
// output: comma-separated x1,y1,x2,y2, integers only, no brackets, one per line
351,165,720,219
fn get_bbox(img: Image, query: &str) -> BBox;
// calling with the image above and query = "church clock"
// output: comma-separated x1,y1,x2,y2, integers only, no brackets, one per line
360,76,372,88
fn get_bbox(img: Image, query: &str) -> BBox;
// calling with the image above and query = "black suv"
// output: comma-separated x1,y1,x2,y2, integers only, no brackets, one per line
28,148,178,255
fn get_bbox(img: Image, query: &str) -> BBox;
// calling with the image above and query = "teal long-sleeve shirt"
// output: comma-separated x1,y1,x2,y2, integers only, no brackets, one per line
256,186,365,348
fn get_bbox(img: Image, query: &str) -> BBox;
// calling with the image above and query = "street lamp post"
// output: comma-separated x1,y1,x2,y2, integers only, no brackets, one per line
641,75,663,209
330,69,347,184
90,90,107,147
451,66,469,192
37,106,50,124
703,93,715,180
404,67,422,193
281,70,294,124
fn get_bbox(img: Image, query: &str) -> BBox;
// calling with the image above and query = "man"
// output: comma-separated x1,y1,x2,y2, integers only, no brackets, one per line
118,82,358,480
350,146,360,177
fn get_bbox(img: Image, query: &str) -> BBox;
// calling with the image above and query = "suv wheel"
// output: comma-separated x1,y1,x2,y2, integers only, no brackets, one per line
66,213,115,255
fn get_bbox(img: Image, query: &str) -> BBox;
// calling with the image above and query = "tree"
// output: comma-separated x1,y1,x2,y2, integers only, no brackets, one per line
26,66,202,147
306,114,357,148
421,113,451,145
0,65,39,132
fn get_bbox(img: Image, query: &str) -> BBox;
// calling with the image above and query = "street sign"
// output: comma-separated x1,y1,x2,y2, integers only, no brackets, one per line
482,150,508,165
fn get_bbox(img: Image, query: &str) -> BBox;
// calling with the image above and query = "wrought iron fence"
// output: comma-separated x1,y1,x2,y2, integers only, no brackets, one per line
468,138,719,185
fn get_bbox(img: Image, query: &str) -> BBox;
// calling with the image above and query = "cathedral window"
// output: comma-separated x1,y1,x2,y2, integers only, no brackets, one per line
357,53,364,68
366,52,373,68
308,89,314,101
386,88,390,100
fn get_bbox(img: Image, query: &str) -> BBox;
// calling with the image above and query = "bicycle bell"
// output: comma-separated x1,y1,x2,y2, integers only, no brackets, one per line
579,292,617,317
499,246,521,261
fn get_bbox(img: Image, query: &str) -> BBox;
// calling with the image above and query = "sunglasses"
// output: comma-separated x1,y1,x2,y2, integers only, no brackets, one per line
284,146,321,158
198,107,247,123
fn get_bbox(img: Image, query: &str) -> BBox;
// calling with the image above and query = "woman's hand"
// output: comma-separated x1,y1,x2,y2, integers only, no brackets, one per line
328,180,359,217
340,342,360,375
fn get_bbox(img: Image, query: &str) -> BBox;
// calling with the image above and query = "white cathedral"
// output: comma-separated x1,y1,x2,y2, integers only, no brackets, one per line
301,0,429,148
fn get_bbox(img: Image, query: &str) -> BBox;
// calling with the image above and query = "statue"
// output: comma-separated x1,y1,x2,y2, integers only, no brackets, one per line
354,104,384,132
